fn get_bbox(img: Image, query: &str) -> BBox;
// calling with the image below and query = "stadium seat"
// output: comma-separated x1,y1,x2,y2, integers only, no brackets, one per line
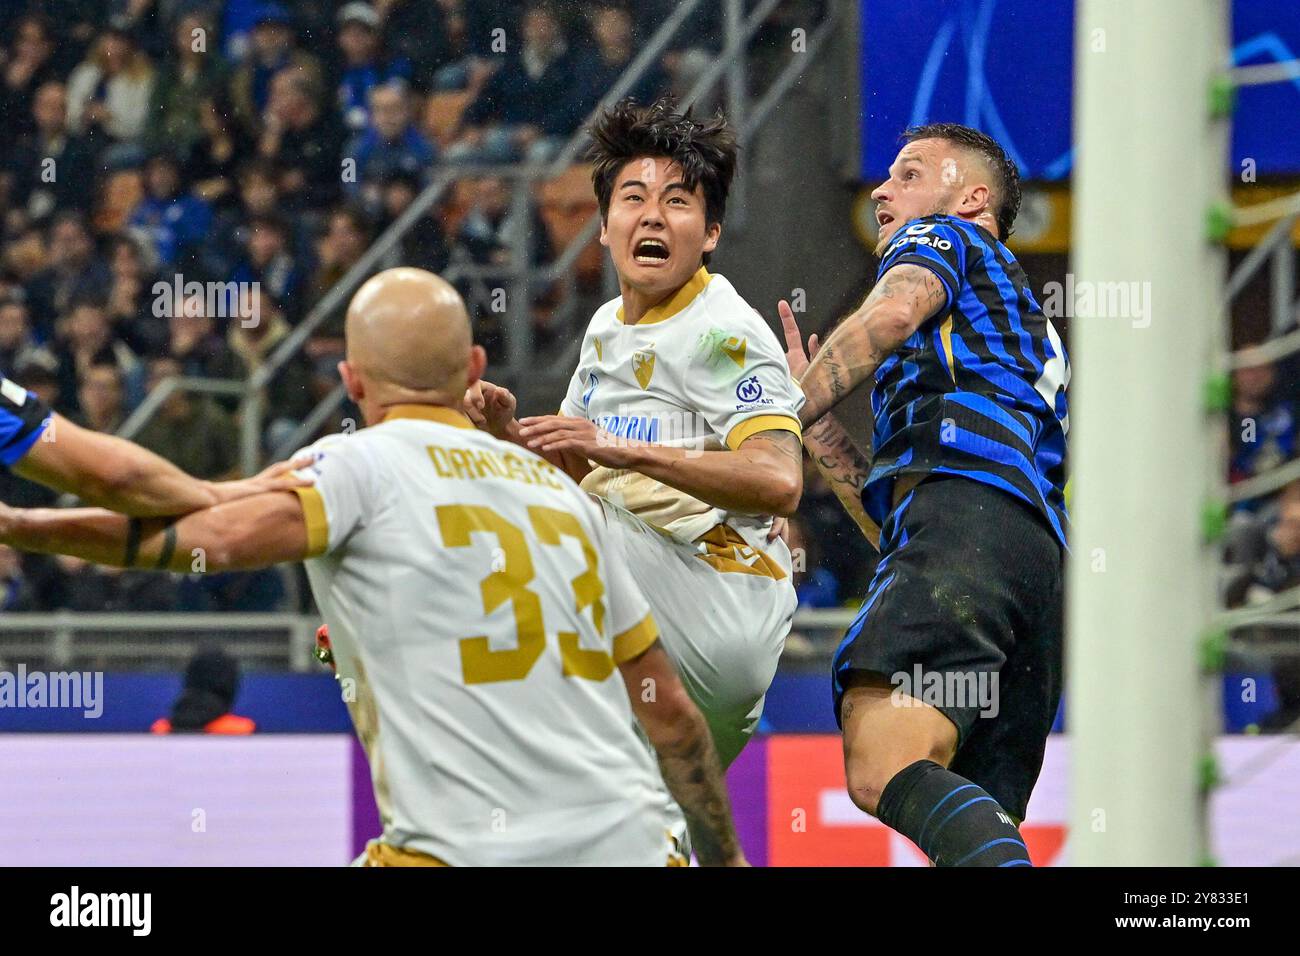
424,91,475,149
536,164,603,289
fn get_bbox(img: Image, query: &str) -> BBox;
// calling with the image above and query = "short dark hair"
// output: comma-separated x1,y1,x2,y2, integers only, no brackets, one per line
903,123,1021,240
587,98,738,230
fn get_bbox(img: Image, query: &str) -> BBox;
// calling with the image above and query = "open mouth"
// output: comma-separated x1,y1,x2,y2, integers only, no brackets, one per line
876,209,895,229
633,237,670,263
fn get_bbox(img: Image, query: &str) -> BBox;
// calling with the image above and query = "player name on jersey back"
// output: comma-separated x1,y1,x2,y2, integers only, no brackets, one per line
291,406,667,866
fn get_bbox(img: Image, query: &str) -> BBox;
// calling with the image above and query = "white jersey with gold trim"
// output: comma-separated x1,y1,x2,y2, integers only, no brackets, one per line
560,267,805,547
291,405,666,866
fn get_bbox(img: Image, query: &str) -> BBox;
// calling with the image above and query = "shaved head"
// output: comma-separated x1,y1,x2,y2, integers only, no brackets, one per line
340,267,485,424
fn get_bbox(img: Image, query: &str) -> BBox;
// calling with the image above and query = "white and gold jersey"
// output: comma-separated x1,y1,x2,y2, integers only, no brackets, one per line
291,405,666,866
560,267,804,546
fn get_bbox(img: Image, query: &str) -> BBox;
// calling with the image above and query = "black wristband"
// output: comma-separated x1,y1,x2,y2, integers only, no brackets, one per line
123,518,143,568
154,522,178,571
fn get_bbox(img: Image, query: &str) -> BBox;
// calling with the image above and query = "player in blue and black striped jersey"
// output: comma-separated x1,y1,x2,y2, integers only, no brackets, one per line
0,374,304,517
785,123,1068,867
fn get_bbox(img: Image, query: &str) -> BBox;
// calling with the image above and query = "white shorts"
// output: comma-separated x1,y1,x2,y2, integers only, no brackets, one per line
593,497,796,768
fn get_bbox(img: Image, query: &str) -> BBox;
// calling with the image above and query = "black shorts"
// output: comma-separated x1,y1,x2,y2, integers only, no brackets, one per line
831,474,1064,821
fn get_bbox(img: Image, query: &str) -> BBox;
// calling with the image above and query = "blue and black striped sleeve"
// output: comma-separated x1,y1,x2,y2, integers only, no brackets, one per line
0,377,51,468
876,219,968,312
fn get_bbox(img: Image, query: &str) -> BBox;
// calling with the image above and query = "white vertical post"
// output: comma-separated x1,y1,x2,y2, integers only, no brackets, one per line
1068,0,1228,865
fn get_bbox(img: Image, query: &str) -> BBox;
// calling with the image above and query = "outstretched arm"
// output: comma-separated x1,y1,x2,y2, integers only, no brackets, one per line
798,263,947,427
0,491,311,571
516,418,803,517
15,413,306,517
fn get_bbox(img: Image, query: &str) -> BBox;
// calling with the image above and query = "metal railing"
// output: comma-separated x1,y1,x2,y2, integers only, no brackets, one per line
0,613,320,672
0,609,847,674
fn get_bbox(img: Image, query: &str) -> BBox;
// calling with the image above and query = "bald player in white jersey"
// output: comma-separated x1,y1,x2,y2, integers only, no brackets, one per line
0,267,745,867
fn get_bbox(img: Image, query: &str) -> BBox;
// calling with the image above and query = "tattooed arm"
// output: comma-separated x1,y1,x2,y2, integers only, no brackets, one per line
797,263,948,426
803,416,881,549
777,302,881,549
619,641,746,866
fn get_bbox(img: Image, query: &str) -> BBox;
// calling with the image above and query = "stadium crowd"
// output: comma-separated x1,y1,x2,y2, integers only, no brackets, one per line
0,0,724,612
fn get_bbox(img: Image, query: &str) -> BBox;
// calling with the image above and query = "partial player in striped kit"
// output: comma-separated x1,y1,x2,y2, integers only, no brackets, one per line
465,100,804,851
788,123,1069,867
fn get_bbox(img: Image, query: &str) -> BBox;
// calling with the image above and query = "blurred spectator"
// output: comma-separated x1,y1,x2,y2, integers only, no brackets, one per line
26,211,111,337
8,81,100,226
454,175,555,354
257,65,345,213
203,158,297,282
228,291,314,452
2,224,50,293
54,296,143,415
420,0,517,93
378,0,452,92
136,356,239,479
143,12,231,168
151,647,255,734
228,212,308,322
1230,358,1296,488
230,4,323,139
455,175,553,268
0,13,62,145
105,231,166,358
447,3,581,164
65,22,157,160
376,169,449,272
185,92,246,207
343,79,435,211
128,150,213,271
335,3,413,133
0,294,54,377
308,205,374,341
1226,483,1300,608
573,6,668,117
168,295,243,385
74,361,127,433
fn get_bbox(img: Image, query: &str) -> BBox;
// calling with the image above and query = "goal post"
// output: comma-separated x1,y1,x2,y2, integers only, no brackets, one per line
1068,0,1229,865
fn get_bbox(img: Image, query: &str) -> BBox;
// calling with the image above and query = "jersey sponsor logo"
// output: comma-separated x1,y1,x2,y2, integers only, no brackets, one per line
632,349,656,389
887,234,953,254
736,376,764,404
594,413,660,443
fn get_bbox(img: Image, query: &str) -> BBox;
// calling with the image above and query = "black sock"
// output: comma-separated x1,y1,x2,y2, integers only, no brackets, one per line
875,759,1032,867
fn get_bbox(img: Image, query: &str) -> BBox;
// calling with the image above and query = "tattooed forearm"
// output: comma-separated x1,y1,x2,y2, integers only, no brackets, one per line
798,264,946,426
653,715,742,866
804,414,881,549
